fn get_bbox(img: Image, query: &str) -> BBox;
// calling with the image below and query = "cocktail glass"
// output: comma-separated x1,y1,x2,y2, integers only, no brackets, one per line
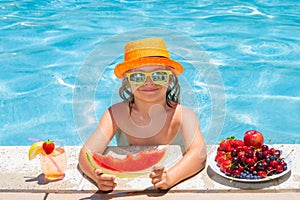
40,141,67,180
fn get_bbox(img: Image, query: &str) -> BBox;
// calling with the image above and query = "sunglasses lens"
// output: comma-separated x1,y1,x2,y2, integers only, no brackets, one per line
129,73,146,85
152,71,169,85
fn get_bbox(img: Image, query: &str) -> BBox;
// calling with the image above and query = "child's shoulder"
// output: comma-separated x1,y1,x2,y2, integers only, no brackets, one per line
110,102,128,109
177,104,196,113
108,102,129,117
176,105,198,119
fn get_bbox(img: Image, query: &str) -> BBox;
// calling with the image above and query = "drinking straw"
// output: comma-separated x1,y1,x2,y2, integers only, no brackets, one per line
28,138,42,142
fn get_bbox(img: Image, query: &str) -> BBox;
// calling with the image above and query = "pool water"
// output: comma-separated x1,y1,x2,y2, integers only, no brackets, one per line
1,0,299,145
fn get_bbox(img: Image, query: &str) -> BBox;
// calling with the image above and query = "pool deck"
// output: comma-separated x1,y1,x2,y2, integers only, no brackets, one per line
0,144,299,199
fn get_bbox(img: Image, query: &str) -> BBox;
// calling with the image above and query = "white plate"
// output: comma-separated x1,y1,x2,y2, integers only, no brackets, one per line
209,153,291,182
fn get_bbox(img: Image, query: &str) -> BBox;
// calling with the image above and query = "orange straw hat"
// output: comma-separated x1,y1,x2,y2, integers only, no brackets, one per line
114,38,184,79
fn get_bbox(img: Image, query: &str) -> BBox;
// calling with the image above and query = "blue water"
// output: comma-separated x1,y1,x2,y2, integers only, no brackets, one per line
1,0,300,146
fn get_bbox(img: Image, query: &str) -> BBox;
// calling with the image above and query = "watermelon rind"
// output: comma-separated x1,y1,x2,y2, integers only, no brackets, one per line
86,146,169,178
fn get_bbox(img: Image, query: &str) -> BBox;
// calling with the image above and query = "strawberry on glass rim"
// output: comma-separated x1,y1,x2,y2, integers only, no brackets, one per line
43,140,55,155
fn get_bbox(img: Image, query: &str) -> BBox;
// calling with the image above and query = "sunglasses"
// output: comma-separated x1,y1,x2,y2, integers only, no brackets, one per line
126,70,172,87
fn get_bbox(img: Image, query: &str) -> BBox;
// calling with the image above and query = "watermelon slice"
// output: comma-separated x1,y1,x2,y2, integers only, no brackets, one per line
86,146,168,178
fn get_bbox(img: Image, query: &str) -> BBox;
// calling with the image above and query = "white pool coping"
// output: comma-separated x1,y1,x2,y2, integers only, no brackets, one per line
0,145,299,196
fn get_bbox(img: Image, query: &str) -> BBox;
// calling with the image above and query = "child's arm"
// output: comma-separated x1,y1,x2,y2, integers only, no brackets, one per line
78,108,118,191
150,106,207,190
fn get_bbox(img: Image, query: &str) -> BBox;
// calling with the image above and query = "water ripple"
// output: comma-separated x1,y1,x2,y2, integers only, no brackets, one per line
228,5,273,18
239,38,295,57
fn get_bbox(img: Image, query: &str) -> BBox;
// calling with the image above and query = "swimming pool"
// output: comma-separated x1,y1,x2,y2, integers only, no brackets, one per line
1,0,299,145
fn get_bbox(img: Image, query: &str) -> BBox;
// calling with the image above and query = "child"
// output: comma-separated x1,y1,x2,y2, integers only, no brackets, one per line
78,37,207,191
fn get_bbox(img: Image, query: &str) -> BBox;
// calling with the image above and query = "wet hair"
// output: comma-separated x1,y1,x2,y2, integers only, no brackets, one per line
119,69,180,114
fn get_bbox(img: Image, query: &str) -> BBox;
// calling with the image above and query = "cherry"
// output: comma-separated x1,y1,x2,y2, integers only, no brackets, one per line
232,169,241,177
269,148,276,155
266,166,274,175
270,160,279,167
256,162,266,171
253,155,258,162
256,151,264,160
232,157,239,165
238,154,247,165
280,160,287,167
276,165,283,173
225,167,233,176
258,171,267,178
245,149,254,158
238,165,244,172
274,150,281,157
263,150,270,158
231,149,238,157
246,158,255,166
249,166,255,172
261,144,269,151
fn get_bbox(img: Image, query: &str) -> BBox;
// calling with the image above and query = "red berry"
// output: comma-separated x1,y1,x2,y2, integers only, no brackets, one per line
269,148,276,155
232,169,241,177
42,140,55,155
245,149,254,158
230,140,244,148
261,144,269,151
256,151,264,160
263,150,270,158
246,158,255,166
225,167,233,176
231,149,238,157
243,146,252,152
220,160,232,172
253,155,258,162
238,165,244,172
280,160,287,167
270,160,279,168
219,140,232,152
238,154,247,165
274,150,281,157
216,155,227,166
276,165,284,173
266,166,274,176
249,166,255,172
215,151,226,161
258,171,267,178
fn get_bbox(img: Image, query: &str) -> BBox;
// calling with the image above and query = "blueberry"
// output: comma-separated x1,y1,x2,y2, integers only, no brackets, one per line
270,156,275,160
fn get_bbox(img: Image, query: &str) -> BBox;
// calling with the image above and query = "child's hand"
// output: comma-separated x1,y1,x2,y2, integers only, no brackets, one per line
149,166,172,190
94,169,117,191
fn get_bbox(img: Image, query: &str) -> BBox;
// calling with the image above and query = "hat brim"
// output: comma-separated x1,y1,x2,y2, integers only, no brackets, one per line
114,57,184,79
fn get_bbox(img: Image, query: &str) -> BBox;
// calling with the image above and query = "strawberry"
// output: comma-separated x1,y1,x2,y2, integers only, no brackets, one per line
219,140,232,152
220,159,232,172
230,139,244,148
43,140,55,155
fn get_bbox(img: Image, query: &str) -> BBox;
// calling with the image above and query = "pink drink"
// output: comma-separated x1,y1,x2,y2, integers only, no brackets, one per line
40,145,67,180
